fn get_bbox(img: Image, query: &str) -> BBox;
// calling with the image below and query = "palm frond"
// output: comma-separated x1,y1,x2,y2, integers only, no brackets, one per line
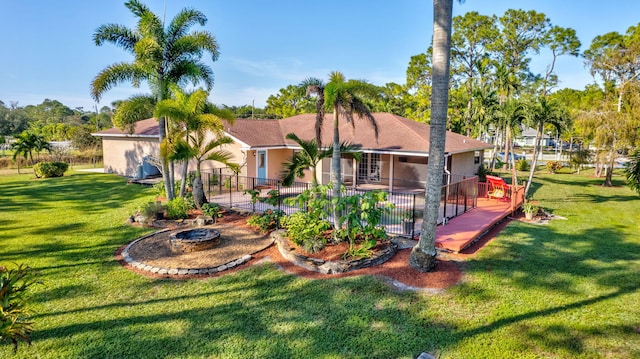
93,24,139,51
91,63,145,101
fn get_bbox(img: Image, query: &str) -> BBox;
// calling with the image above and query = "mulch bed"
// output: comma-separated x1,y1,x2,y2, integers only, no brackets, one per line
116,212,511,291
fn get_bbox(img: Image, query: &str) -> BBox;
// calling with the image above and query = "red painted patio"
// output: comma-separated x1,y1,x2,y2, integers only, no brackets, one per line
429,183,524,253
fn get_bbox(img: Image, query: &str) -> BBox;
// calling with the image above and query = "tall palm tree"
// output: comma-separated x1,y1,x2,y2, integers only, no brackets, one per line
523,96,570,196
155,86,236,207
306,71,379,201
91,0,220,200
410,0,454,272
280,133,362,187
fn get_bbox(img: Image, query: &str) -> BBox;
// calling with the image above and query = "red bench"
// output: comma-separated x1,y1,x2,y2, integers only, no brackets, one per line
486,175,509,200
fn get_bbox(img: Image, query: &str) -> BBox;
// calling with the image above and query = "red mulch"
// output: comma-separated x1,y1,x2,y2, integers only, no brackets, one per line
116,213,512,291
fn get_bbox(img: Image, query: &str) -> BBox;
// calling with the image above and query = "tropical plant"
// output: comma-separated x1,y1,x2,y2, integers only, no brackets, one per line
155,85,237,207
201,202,221,219
11,132,50,174
625,148,640,195
522,200,538,214
92,0,220,201
523,95,571,195
304,72,379,201
410,0,454,272
280,211,331,254
281,133,362,187
246,209,285,233
0,264,39,353
166,197,191,219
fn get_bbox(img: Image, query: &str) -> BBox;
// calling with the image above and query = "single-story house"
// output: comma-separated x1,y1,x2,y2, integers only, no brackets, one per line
514,127,554,147
93,112,492,192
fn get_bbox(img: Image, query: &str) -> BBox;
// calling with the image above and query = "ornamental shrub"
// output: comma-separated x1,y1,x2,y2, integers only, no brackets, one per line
546,160,563,174
515,159,530,171
33,162,69,178
166,197,191,219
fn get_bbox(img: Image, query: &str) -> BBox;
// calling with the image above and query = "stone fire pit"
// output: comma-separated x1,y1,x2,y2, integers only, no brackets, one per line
169,228,221,253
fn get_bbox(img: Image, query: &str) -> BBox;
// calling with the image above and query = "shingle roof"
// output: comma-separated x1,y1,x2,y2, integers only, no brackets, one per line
229,113,492,155
92,118,159,137
93,113,492,154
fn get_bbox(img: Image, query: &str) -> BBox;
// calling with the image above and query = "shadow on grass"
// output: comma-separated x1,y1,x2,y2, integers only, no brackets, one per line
30,265,448,358
459,220,640,356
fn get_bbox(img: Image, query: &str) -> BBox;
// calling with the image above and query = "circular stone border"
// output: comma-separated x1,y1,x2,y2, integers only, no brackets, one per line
272,230,398,274
121,228,261,276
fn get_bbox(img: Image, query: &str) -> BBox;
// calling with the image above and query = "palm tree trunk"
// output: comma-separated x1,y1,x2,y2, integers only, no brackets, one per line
410,0,453,272
158,116,174,201
331,109,342,229
525,120,544,196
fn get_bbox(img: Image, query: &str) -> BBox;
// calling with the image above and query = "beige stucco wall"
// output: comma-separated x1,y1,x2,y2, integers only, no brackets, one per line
450,151,482,178
102,137,159,177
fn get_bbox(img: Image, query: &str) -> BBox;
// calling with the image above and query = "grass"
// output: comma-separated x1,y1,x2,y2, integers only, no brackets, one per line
0,169,639,358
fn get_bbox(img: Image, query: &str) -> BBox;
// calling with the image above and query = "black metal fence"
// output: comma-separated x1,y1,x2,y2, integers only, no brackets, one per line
197,170,479,237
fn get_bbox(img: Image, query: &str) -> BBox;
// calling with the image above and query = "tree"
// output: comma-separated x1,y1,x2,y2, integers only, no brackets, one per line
11,132,50,174
410,0,454,272
92,0,220,201
583,23,640,186
280,133,362,187
523,96,571,195
155,86,237,207
265,85,316,118
523,26,580,197
625,149,640,194
306,72,379,202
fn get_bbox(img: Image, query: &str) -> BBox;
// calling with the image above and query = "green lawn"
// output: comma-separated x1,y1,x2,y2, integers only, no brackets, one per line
1,169,638,358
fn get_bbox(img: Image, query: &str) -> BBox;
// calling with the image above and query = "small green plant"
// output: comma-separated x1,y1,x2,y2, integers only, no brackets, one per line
140,201,165,220
515,159,530,171
343,237,377,260
33,162,68,178
546,160,563,174
0,263,40,353
280,211,331,253
246,209,285,232
201,203,221,219
522,200,538,214
166,197,191,219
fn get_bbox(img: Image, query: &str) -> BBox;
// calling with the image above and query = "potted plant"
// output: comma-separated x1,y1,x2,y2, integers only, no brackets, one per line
522,200,538,220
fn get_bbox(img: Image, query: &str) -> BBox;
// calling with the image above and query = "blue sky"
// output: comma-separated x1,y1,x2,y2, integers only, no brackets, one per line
1,0,639,111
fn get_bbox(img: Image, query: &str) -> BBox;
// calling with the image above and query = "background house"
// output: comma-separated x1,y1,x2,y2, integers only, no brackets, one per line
94,112,492,191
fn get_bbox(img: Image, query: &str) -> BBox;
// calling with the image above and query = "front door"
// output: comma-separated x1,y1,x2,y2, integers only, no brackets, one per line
257,150,266,184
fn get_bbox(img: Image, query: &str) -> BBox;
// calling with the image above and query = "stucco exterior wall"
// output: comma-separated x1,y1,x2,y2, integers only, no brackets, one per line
450,151,482,178
102,137,159,177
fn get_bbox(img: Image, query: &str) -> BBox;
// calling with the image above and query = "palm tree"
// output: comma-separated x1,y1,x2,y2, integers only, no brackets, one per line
625,148,640,195
12,132,49,174
91,0,220,201
280,133,362,187
155,86,236,207
305,71,379,201
409,0,454,272
523,96,570,196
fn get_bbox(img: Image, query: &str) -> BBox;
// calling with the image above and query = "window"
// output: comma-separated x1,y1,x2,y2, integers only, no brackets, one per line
358,153,381,182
